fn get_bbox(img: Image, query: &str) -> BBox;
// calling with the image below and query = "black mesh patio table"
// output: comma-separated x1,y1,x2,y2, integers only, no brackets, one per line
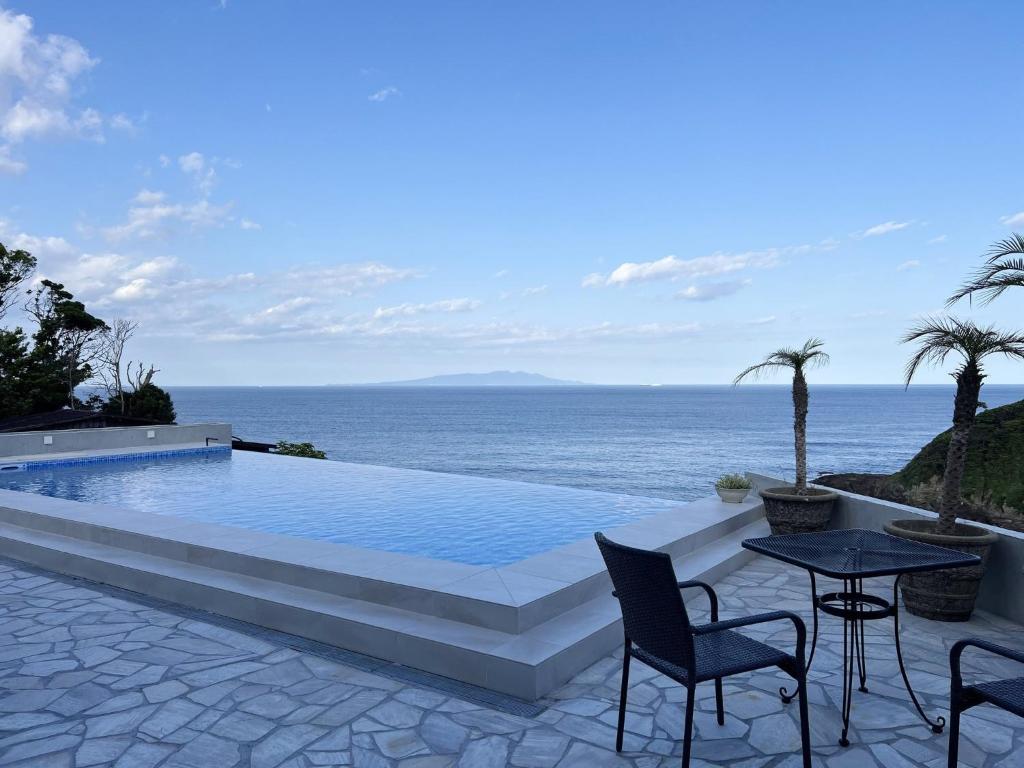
742,528,980,747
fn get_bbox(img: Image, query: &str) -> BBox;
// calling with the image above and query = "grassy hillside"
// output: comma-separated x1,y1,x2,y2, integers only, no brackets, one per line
817,398,1024,531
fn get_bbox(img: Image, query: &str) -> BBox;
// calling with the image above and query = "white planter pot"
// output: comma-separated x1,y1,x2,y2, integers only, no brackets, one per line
716,487,749,503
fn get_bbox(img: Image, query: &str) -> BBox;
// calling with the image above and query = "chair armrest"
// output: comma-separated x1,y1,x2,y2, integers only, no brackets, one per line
693,610,806,659
951,638,1024,687
678,580,719,622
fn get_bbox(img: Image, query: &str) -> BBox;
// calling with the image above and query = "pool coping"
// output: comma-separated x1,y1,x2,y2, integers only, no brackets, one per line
0,478,761,633
0,442,231,468
0,448,768,698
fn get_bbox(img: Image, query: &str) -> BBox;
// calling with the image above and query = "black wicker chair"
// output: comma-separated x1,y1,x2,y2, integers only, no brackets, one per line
595,532,812,768
949,638,1024,768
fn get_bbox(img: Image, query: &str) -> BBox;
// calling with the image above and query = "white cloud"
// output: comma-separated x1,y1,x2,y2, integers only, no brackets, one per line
897,259,921,271
0,8,124,167
598,250,780,287
134,189,166,205
158,154,171,168
124,256,178,280
521,284,548,297
178,152,204,174
368,86,400,102
373,298,481,319
281,263,422,297
581,272,604,288
0,145,26,174
255,296,316,318
1001,211,1024,227
109,113,136,132
0,222,76,260
748,316,776,325
103,194,233,241
855,220,912,238
928,234,948,244
178,151,216,195
493,269,509,278
675,279,749,301
240,218,261,230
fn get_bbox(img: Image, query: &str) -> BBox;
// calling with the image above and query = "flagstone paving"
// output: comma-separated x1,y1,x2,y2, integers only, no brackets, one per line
0,554,1021,767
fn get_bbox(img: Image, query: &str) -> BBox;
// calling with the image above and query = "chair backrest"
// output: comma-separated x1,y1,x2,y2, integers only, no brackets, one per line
595,532,694,671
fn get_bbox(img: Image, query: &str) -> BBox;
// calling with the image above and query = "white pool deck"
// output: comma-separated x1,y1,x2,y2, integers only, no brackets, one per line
0,446,767,700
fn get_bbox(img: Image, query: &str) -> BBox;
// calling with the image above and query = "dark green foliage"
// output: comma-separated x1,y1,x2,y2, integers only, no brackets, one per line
274,441,327,459
0,243,36,319
104,383,176,424
895,399,1024,513
26,280,107,409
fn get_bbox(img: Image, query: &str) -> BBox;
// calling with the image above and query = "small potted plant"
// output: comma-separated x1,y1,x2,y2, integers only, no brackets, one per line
734,339,837,534
715,473,751,503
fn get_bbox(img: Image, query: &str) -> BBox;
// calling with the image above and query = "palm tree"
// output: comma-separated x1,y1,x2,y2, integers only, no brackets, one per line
947,233,1024,306
902,317,1024,534
734,339,829,492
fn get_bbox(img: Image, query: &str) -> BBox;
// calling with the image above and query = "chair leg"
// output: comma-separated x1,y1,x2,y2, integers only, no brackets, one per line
714,677,724,725
948,700,961,768
616,638,631,752
681,683,696,768
796,672,812,768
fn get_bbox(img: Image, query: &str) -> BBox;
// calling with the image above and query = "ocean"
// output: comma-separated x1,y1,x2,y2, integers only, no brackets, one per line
168,385,1024,503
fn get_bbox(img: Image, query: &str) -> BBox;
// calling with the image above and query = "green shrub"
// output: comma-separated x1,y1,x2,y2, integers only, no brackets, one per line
275,441,327,459
715,473,751,490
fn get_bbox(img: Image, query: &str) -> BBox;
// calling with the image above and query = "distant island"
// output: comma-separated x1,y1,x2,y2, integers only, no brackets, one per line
362,371,587,387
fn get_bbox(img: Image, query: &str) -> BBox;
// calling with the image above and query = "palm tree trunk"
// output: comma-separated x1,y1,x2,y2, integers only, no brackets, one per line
937,361,984,534
792,369,808,491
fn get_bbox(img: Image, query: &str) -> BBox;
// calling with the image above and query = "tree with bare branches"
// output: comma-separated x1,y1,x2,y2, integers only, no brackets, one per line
97,319,139,415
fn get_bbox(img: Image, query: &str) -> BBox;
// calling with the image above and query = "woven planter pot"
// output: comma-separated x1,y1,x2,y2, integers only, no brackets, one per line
883,518,997,622
759,487,837,535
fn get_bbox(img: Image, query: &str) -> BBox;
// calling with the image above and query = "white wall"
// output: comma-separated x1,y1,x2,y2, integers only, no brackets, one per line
747,472,1024,625
0,423,233,460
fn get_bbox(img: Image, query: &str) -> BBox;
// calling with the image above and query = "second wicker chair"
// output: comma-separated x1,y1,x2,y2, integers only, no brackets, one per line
595,532,813,768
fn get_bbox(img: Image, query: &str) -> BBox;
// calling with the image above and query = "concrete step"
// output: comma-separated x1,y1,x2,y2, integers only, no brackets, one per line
0,513,768,699
0,490,764,636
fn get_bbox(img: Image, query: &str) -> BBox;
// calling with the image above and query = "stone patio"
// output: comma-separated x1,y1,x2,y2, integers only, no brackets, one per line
0,554,1021,767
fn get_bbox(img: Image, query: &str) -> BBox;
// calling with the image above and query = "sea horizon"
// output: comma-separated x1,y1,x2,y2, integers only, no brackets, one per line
168,384,1024,503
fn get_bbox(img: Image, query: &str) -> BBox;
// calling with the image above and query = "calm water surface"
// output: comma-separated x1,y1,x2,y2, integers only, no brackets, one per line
168,385,1024,502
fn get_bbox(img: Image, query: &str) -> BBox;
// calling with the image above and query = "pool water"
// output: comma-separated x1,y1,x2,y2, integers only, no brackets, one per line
1,451,682,566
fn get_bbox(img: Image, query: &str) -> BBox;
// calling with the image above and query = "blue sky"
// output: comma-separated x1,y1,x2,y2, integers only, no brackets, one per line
1,1,1022,385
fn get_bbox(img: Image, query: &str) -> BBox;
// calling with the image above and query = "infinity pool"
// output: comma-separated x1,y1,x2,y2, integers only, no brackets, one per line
1,450,681,565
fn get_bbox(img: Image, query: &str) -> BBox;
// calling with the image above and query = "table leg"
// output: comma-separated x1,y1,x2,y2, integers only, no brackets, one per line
839,579,855,747
855,577,868,693
892,575,946,734
781,570,819,704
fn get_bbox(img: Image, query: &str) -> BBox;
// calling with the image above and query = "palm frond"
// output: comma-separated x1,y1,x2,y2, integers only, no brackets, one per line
986,233,1024,263
733,338,829,384
946,234,1024,306
902,316,1024,386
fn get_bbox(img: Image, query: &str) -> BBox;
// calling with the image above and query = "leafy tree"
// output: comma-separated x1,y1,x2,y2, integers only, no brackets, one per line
902,318,1024,534
0,328,34,419
0,243,36,322
119,383,176,423
26,280,107,409
734,339,830,492
101,362,176,423
275,441,327,459
948,234,1024,306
